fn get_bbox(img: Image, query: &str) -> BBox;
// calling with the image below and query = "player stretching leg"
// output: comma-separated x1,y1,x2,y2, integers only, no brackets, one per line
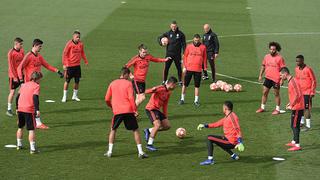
256,42,286,115
295,55,317,131
6,37,24,116
17,39,64,129
125,44,170,107
16,72,43,154
280,67,304,151
104,67,148,158
61,31,89,102
197,101,245,165
143,76,178,151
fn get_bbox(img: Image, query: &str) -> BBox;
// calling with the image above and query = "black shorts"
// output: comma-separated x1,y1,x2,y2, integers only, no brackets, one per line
304,95,313,109
111,113,138,130
207,51,214,61
18,112,36,130
184,71,201,88
65,66,81,83
9,78,20,90
145,109,167,124
263,78,280,89
132,80,145,94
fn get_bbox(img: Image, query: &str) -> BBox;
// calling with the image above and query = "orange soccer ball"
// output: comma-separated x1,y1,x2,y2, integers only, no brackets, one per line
210,83,219,91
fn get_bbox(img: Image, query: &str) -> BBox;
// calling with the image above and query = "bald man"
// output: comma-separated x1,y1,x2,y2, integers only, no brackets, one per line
202,24,219,82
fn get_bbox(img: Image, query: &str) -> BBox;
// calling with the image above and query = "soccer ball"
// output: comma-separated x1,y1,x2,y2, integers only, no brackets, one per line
220,82,227,90
210,83,219,91
216,80,223,87
176,128,186,139
234,84,242,92
224,84,233,92
161,37,169,46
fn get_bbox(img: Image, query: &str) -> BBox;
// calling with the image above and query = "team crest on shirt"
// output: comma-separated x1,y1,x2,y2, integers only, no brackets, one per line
208,35,211,40
170,34,173,38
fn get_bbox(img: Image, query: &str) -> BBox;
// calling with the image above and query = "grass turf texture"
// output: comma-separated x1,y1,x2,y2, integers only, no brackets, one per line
0,0,319,179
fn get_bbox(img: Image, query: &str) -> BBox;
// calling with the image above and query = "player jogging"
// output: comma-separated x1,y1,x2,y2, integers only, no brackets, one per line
6,37,24,117
256,42,286,115
104,67,148,158
197,101,244,165
16,71,43,154
143,76,178,151
280,67,304,151
17,38,64,129
179,34,207,107
295,55,317,131
61,31,89,102
125,44,170,107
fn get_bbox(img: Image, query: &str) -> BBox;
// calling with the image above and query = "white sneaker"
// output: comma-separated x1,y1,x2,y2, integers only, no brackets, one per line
72,96,80,102
61,96,67,103
104,151,112,158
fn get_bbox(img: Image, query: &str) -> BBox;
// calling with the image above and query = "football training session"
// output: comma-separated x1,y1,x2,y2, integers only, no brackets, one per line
0,0,319,179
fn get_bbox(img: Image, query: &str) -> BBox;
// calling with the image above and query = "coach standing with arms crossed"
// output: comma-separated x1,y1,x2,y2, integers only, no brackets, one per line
158,21,186,86
202,24,219,82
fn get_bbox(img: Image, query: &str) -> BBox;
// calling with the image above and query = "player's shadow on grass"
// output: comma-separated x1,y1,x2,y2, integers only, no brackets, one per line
49,118,106,127
41,140,107,153
149,136,206,157
44,107,102,114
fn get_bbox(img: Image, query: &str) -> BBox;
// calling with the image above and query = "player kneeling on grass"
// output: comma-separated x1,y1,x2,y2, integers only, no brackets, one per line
16,71,43,154
143,76,178,151
104,67,148,158
197,101,244,165
280,67,304,151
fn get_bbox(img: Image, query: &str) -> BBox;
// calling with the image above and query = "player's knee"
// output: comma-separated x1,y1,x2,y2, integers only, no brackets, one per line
154,123,161,129
74,78,80,84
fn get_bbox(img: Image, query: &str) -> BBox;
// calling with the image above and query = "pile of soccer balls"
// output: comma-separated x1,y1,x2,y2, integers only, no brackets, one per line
210,80,242,92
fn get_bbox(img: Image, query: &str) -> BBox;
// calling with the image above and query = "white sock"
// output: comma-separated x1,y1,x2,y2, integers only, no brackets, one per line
276,105,280,111
147,137,154,145
137,144,143,154
306,119,311,128
35,117,42,126
301,116,305,124
17,139,23,147
8,103,12,111
291,140,296,144
108,143,113,153
30,141,36,151
194,96,199,103
261,104,265,109
208,156,213,160
295,144,300,147
181,94,185,101
73,89,78,97
63,90,67,97
148,128,153,133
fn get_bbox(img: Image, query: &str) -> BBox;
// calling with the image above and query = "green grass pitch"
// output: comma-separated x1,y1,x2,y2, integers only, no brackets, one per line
0,0,319,179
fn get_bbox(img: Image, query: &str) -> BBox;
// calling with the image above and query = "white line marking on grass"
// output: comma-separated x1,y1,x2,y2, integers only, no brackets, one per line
186,32,320,42
246,7,252,10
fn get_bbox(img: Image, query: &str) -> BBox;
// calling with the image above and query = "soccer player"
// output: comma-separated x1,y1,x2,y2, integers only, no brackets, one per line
197,101,244,165
16,71,43,154
61,31,89,102
158,20,186,85
104,67,148,158
179,34,207,107
143,76,178,151
280,67,304,151
17,39,64,129
295,55,317,131
6,37,24,117
202,24,219,81
256,42,286,115
125,44,170,107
